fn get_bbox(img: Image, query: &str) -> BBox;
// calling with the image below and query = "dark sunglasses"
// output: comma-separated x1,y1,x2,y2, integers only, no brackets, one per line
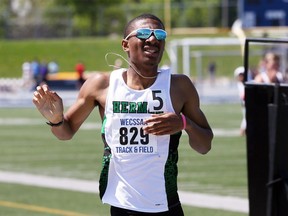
124,28,167,41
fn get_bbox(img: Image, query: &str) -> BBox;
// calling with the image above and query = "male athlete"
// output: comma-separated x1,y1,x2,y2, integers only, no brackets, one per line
33,13,213,216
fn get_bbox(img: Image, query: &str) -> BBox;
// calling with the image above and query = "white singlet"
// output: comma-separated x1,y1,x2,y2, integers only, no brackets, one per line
100,68,181,213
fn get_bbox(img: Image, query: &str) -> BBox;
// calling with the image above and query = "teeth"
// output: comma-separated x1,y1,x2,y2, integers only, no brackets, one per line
145,47,158,53
147,49,157,53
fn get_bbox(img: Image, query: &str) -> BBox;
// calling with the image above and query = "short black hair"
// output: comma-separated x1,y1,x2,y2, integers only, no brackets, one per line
123,13,165,38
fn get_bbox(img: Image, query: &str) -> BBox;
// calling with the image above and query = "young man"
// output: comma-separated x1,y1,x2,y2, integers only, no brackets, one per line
33,14,213,216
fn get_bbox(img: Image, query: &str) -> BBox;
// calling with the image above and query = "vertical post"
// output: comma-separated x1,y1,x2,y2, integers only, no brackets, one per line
164,0,171,35
167,41,178,74
244,39,249,82
183,44,190,76
266,84,279,216
221,0,229,27
195,52,203,82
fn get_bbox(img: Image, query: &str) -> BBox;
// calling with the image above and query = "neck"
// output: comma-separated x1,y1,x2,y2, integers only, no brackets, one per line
129,65,158,79
125,68,158,90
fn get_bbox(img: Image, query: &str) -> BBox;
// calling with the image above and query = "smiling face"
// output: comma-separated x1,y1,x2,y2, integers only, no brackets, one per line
122,18,166,71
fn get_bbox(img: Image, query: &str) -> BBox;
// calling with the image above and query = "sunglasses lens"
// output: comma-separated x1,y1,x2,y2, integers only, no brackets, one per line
136,29,167,41
136,29,152,39
154,29,167,40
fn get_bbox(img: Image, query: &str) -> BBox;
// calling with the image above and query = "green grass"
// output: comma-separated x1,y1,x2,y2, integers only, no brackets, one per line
0,38,125,77
0,104,248,215
0,36,244,79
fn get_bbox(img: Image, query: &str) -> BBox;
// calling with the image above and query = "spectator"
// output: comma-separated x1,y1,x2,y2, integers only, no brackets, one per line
234,66,246,136
208,61,216,85
31,58,41,89
75,61,86,88
21,61,33,90
40,61,49,84
254,52,283,84
48,61,59,74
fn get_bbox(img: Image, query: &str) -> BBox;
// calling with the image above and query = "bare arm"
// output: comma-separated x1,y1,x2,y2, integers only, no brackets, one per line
32,73,109,140
176,75,213,154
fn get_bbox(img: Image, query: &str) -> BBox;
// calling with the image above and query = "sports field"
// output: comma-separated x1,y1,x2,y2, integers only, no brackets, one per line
0,103,248,216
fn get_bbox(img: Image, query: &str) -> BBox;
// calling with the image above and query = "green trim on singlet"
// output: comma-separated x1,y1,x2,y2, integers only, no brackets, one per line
99,115,111,199
101,115,106,134
164,131,182,207
99,132,111,199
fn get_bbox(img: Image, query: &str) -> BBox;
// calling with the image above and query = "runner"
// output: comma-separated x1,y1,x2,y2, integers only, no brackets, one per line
33,13,213,215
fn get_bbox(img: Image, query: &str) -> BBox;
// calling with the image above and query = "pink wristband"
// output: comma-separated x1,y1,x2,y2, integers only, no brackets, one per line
181,114,186,130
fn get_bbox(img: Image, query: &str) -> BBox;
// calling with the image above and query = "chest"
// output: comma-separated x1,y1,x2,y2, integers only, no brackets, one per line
108,88,172,114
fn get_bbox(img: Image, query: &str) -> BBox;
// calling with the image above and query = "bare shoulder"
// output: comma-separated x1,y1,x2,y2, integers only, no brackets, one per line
170,74,199,113
80,72,110,94
171,74,197,93
77,72,110,106
171,73,193,82
85,72,110,89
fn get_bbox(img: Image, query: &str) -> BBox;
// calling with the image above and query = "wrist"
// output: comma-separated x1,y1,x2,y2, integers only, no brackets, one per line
46,116,64,127
180,114,187,130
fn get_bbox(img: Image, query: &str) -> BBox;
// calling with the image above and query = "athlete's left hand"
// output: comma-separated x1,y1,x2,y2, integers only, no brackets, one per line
143,113,183,135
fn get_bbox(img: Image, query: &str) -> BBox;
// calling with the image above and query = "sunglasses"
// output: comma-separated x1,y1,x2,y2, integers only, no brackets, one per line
124,28,167,41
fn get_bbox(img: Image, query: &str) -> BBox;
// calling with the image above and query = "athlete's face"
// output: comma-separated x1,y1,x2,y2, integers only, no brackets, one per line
122,18,165,69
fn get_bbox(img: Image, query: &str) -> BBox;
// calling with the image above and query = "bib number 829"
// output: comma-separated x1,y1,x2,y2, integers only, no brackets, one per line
119,127,149,145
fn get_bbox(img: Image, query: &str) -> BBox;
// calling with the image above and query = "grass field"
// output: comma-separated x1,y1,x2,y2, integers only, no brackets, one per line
0,103,248,216
0,36,244,79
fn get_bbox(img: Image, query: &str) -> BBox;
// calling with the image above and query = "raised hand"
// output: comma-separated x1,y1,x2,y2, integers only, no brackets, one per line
32,85,64,123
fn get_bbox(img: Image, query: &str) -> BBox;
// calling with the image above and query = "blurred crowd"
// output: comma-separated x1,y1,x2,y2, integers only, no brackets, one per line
234,51,288,136
22,59,59,90
20,60,87,91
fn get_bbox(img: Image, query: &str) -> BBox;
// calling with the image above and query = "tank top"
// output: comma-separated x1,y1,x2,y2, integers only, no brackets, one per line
260,71,283,84
100,68,182,213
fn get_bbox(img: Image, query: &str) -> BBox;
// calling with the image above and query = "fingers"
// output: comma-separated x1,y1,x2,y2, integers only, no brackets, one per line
33,85,46,99
49,90,61,101
33,88,43,106
32,86,45,105
143,124,170,135
143,113,184,135
32,84,64,124
32,84,58,106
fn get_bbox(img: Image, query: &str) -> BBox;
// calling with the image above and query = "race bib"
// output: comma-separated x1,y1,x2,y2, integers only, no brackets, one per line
111,116,158,155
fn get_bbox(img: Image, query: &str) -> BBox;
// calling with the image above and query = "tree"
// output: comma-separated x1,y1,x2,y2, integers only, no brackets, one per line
55,0,122,35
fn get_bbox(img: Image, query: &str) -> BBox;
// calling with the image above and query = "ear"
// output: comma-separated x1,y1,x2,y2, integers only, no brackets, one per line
122,39,129,52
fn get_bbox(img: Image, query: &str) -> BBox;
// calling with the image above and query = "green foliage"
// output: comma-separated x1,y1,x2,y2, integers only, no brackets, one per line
102,6,127,36
0,0,237,39
55,0,123,35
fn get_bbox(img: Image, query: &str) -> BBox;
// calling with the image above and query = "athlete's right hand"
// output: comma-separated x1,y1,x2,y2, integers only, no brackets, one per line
32,84,64,123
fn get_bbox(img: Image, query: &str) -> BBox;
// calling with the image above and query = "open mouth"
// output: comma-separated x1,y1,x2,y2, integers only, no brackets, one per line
144,45,159,57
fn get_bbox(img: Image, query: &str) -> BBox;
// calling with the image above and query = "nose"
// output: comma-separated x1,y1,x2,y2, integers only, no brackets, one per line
146,32,158,43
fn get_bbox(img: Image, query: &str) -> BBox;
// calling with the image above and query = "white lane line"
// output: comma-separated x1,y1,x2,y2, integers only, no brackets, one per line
0,118,241,137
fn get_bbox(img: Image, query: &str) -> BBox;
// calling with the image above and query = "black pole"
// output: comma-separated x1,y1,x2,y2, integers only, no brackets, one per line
266,84,279,216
